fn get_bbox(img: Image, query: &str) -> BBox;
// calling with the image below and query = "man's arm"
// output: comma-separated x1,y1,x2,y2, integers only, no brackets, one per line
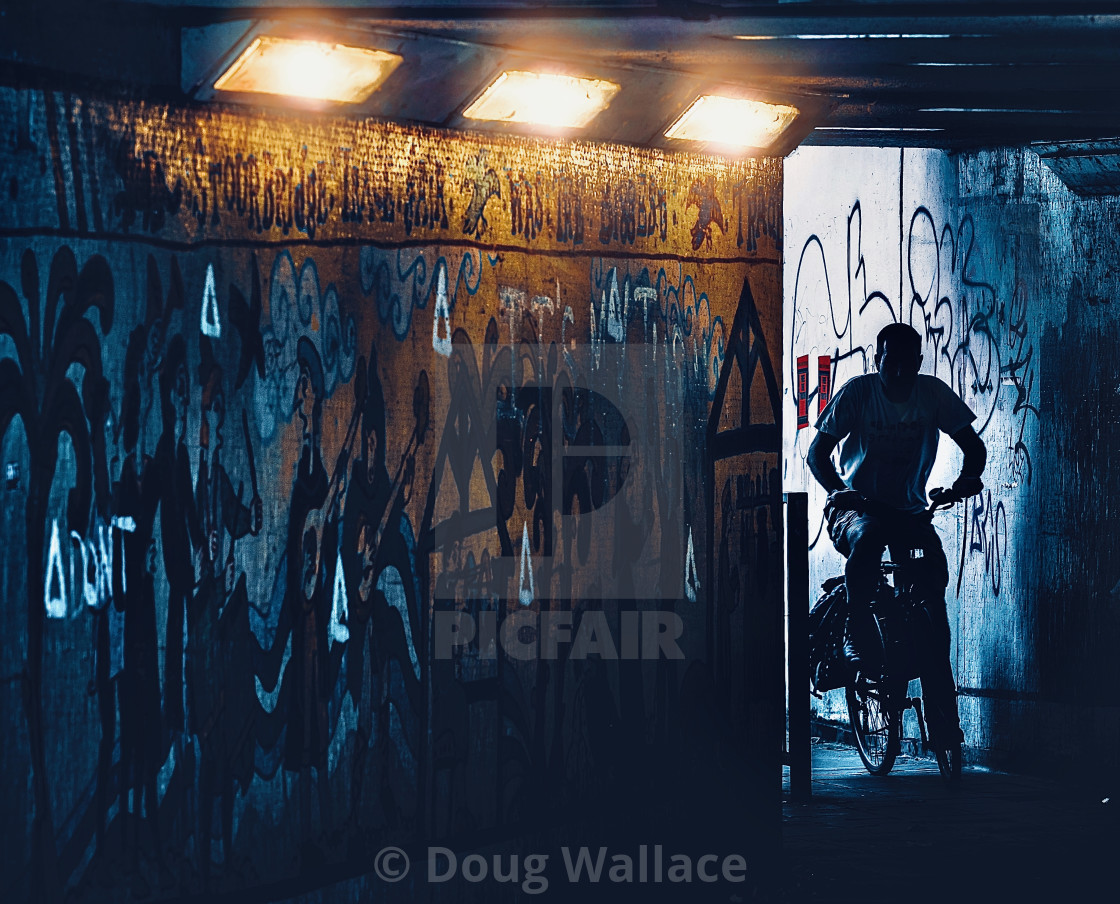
807,431,845,493
808,430,863,511
949,425,986,496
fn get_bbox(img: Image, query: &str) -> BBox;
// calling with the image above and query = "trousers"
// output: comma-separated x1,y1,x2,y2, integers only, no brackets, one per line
827,504,963,745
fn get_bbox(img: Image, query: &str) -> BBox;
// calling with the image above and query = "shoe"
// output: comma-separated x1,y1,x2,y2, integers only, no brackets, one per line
842,625,862,670
936,741,963,783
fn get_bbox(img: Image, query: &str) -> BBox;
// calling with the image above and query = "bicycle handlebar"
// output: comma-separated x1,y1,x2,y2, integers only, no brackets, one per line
926,486,964,513
828,486,966,521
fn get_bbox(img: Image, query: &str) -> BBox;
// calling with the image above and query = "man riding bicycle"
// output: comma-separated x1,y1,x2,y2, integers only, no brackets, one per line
807,323,986,749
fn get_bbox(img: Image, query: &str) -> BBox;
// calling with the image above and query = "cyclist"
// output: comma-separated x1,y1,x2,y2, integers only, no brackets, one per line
807,322,986,751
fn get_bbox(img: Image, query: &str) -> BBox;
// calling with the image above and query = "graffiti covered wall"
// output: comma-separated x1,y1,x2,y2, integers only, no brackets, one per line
997,148,1120,772
0,89,783,901
785,145,1120,773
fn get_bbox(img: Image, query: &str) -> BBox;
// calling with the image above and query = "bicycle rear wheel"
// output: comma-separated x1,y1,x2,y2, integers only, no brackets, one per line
846,680,901,775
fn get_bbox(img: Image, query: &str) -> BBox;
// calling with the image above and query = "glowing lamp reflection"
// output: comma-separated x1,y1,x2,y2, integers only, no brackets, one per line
664,95,799,150
463,71,620,129
213,36,402,104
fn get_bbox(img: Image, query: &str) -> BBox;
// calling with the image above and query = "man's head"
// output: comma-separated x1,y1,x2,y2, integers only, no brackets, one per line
874,323,923,397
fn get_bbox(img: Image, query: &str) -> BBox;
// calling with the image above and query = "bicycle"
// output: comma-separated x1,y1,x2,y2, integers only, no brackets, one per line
809,488,963,783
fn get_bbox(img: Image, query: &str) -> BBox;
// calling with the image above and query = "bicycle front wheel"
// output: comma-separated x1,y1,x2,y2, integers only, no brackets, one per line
846,680,901,775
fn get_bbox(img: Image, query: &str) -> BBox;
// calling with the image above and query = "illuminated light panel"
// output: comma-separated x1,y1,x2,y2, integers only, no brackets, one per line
815,127,944,132
733,33,989,40
921,108,1071,114
664,95,799,150
213,36,402,103
462,71,620,128
910,62,1062,67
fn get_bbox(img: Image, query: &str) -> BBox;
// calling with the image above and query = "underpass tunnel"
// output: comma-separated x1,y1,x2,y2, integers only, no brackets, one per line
2,3,1119,903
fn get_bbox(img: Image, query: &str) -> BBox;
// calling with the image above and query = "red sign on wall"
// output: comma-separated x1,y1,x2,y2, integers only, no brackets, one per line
818,355,832,414
797,355,809,429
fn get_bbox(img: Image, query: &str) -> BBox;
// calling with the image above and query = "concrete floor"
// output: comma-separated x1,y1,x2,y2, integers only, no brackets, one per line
62,738,1116,903
779,743,1118,903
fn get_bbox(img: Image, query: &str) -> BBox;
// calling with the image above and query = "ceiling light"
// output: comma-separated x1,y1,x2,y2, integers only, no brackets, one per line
910,62,1062,68
815,127,944,132
921,108,1070,114
213,36,402,104
664,95,799,150
463,71,620,128
733,34,989,41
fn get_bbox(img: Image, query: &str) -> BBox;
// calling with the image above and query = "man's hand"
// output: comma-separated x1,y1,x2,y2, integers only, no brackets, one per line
951,476,984,498
949,426,986,496
827,488,864,513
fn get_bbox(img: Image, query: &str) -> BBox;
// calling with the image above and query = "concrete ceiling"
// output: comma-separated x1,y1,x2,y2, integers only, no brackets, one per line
4,1,1120,155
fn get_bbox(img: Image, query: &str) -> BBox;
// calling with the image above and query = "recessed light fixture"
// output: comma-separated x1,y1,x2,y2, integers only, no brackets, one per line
910,62,1061,68
733,33,988,41
463,70,620,128
815,127,944,132
921,108,1070,114
213,36,403,103
665,95,799,150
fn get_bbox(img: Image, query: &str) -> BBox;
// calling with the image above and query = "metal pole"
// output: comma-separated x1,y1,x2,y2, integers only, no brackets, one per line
785,492,811,799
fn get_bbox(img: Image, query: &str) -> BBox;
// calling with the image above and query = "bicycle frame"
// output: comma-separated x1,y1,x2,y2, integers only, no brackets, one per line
866,565,937,742
840,490,962,779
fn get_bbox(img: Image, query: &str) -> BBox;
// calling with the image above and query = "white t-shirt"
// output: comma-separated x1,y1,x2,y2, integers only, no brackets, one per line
814,373,976,514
